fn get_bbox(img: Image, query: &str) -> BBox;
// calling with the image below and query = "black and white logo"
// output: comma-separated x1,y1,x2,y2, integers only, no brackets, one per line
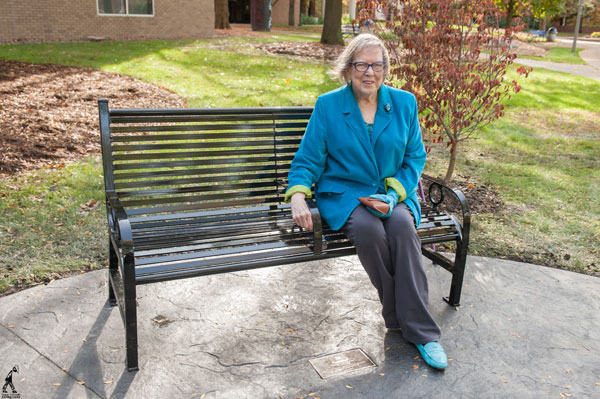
1,366,20,399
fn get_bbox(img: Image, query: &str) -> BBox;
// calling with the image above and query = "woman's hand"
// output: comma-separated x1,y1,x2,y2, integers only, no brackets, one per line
290,192,313,231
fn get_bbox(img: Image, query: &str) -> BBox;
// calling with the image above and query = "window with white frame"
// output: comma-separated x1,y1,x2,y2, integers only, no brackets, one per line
98,0,154,16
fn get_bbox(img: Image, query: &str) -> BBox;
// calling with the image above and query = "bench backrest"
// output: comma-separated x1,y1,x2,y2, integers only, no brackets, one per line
99,99,313,217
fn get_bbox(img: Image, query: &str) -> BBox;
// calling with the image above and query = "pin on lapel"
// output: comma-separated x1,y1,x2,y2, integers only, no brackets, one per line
384,103,391,112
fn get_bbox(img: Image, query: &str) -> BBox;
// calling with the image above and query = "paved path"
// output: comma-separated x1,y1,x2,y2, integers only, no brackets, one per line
513,37,600,80
1,255,599,398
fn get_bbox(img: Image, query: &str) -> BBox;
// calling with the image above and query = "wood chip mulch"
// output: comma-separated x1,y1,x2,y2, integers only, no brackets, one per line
256,41,345,61
0,59,186,176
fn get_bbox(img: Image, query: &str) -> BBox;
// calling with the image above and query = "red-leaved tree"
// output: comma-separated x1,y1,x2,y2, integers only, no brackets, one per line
359,0,532,183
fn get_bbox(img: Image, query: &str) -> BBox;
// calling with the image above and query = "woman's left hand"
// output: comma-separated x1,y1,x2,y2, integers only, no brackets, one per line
290,192,313,231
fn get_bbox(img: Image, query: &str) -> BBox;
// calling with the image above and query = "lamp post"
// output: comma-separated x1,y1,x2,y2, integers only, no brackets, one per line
571,0,584,53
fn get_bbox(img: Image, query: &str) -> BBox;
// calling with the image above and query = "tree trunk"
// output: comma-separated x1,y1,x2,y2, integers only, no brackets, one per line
505,0,515,29
309,0,316,17
251,0,272,31
443,144,458,184
301,0,308,16
215,0,231,29
289,0,296,26
348,0,356,20
320,0,344,45
541,16,548,31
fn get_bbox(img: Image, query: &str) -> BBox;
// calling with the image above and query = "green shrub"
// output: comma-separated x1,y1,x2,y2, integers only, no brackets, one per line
300,14,323,25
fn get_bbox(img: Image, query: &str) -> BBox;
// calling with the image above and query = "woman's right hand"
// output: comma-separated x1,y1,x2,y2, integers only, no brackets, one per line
290,192,313,231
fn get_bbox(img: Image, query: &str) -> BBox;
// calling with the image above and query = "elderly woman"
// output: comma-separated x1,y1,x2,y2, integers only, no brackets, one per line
284,34,447,369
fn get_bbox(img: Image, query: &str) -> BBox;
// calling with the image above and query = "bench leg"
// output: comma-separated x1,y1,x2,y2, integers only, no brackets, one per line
108,236,118,306
123,253,139,371
444,239,467,307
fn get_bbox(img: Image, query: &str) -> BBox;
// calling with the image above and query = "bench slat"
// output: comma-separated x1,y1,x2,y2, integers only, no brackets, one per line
115,172,287,189
112,147,298,161
135,242,314,276
124,196,282,216
111,130,305,142
114,164,287,180
112,139,302,152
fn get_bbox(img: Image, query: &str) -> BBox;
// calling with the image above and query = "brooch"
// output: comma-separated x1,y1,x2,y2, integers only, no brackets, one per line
384,103,391,112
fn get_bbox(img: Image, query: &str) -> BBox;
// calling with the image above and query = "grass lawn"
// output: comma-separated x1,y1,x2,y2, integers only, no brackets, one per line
519,47,587,64
0,35,598,295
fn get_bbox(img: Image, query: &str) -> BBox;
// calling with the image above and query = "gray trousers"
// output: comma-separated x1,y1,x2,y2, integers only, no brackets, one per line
342,203,441,344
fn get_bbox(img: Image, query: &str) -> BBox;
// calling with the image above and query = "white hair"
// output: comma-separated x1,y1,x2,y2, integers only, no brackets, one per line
329,33,390,84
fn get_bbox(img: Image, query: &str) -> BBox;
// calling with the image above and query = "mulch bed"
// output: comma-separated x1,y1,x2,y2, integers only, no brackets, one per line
256,41,345,61
0,59,185,177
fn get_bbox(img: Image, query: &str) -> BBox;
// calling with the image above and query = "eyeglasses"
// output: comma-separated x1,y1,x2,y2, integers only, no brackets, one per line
351,61,385,72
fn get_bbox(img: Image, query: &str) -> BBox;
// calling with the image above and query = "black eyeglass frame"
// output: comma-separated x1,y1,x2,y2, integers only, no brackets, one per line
350,61,386,72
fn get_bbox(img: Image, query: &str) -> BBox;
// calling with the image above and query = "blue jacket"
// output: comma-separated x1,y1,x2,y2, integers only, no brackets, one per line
285,84,427,231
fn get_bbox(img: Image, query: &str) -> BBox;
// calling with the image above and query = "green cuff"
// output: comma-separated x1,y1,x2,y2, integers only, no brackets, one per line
284,185,312,203
384,177,407,202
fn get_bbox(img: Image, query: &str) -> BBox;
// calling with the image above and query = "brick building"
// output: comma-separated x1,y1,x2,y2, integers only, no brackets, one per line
271,0,300,26
0,0,214,44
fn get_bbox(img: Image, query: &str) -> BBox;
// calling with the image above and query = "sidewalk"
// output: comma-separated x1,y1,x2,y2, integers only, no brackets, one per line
514,38,600,80
1,255,599,398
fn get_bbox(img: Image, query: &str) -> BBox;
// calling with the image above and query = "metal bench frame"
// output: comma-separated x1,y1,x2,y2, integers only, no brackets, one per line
98,99,470,371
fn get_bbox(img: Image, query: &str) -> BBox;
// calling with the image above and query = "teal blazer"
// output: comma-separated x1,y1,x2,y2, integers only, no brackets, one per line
285,84,427,231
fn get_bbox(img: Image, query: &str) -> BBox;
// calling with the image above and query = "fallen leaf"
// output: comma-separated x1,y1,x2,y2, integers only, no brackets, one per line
413,365,419,370
421,374,428,378
345,385,353,389
378,373,385,376
77,381,85,385
565,369,573,374
7,325,16,328
104,380,113,384
385,347,390,351
53,383,61,386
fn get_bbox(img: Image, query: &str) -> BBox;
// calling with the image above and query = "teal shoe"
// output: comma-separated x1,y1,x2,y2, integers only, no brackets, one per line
415,342,448,369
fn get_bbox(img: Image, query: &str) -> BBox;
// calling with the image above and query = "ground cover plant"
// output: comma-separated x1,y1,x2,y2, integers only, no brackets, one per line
0,31,598,295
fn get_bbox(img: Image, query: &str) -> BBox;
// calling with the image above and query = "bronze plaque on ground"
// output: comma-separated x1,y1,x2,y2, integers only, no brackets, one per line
309,348,377,379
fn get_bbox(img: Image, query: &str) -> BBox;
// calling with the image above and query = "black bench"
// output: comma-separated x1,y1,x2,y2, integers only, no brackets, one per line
98,99,470,370
342,24,360,37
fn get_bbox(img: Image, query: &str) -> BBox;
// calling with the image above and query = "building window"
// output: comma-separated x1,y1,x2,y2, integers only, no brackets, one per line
98,0,154,16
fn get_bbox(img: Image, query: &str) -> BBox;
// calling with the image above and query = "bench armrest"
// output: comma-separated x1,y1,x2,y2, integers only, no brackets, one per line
421,174,471,241
106,192,134,255
308,201,323,255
